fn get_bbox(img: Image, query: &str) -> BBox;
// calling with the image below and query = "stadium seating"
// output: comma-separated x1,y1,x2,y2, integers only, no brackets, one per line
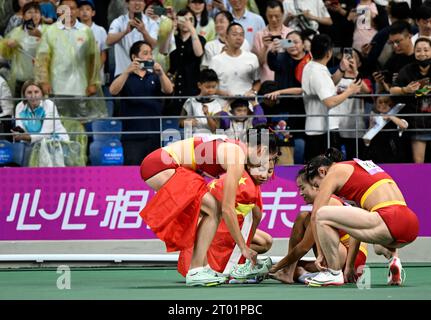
89,138,124,166
91,119,122,141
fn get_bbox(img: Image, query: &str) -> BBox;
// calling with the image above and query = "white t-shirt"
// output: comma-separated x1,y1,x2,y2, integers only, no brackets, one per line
182,97,224,132
334,77,366,138
209,50,260,95
108,13,158,76
283,0,330,32
201,38,251,68
301,61,336,135
90,22,108,85
411,33,431,46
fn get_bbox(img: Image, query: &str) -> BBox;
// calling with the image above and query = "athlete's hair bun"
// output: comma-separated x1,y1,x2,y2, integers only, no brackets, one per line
324,147,343,163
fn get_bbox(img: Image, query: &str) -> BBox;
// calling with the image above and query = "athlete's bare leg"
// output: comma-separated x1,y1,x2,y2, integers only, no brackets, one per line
251,229,273,254
190,192,221,269
315,206,395,270
145,169,176,191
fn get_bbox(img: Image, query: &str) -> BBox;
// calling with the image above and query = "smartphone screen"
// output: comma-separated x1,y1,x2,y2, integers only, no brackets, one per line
134,12,142,22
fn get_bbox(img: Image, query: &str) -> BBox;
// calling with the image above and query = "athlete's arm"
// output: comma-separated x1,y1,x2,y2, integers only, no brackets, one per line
251,206,262,240
219,143,257,263
272,197,343,273
344,237,361,283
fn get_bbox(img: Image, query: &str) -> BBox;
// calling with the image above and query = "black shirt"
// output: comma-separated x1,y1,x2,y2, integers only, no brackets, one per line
118,72,163,140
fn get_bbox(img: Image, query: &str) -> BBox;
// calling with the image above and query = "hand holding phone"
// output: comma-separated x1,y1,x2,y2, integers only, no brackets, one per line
343,47,353,60
153,5,167,16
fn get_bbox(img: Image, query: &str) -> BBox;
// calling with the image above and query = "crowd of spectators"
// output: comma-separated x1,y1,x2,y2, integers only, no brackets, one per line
0,0,430,166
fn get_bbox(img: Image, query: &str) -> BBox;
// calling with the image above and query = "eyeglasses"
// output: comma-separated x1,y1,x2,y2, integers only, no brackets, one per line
387,38,406,47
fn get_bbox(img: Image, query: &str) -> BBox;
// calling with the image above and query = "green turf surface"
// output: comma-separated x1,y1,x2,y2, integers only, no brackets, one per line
0,266,430,300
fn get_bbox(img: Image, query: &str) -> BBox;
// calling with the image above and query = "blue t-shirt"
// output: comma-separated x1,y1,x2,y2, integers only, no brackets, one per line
40,3,57,21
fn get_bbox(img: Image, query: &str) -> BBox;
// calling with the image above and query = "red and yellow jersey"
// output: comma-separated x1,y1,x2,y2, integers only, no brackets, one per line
337,159,396,209
207,170,263,216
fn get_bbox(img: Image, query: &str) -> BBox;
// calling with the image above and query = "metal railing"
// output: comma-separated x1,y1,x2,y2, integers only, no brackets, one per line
1,93,430,165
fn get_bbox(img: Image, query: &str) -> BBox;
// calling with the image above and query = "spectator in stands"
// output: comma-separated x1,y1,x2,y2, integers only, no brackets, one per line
252,0,292,82
4,0,32,36
107,0,158,76
218,98,266,142
228,0,265,45
166,8,205,115
391,37,431,163
78,0,108,91
35,0,103,119
36,0,57,24
364,95,409,163
373,21,415,93
411,5,431,44
366,1,411,71
179,68,223,133
301,34,361,161
0,2,46,97
109,40,173,165
283,0,333,37
188,0,216,41
266,30,311,163
348,0,378,54
209,22,260,97
0,75,14,140
201,10,251,69
11,80,69,143
321,0,355,48
143,1,176,72
335,48,372,160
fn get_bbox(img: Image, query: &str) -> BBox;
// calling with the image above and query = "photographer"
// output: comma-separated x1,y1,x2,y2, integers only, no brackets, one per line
109,40,173,165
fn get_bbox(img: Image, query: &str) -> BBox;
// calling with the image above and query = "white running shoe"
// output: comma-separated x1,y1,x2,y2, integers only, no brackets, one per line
305,270,344,287
228,260,269,284
387,257,405,286
186,268,227,287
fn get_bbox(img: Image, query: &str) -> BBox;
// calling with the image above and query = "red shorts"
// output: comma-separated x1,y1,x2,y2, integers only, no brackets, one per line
376,205,419,244
140,148,178,181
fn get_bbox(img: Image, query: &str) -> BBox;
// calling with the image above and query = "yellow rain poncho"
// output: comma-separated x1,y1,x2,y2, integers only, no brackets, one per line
35,21,106,119
0,25,48,95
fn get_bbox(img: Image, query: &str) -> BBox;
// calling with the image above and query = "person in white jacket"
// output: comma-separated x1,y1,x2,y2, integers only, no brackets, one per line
11,80,69,144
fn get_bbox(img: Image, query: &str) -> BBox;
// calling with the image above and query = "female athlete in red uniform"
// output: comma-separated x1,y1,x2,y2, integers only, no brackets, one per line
304,148,419,286
270,168,367,284
139,131,277,286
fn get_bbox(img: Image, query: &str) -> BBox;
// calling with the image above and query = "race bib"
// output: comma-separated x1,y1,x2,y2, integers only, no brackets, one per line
353,158,384,175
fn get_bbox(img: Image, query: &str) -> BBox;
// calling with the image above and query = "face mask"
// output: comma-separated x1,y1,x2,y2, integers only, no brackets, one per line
418,58,431,68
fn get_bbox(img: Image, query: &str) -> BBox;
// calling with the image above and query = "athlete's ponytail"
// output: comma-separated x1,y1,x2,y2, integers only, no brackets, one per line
305,148,343,181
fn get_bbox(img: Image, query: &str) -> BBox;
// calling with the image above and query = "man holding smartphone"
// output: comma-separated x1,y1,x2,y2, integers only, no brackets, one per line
107,0,158,76
301,34,361,161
